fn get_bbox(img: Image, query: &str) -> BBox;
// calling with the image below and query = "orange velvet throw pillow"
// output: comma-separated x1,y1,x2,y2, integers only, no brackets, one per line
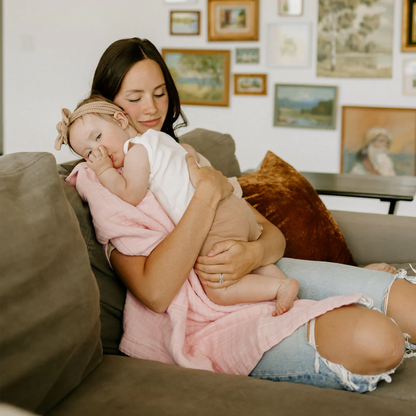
237,151,356,265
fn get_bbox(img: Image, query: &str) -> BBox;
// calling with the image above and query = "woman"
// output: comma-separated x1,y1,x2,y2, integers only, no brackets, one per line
350,127,396,176
90,37,415,391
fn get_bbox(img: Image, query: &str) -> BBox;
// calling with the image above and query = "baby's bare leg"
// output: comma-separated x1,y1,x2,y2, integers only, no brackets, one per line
202,264,299,316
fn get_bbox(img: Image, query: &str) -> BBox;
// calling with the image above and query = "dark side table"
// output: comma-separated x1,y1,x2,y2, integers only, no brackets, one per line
300,172,416,215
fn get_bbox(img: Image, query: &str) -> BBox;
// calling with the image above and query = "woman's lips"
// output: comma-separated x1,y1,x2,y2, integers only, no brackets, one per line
140,118,160,128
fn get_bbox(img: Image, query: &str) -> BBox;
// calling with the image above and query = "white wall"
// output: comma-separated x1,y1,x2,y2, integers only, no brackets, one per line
3,0,416,216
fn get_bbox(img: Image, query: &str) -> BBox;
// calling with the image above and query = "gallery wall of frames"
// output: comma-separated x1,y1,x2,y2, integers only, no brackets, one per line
164,0,416,180
3,0,416,213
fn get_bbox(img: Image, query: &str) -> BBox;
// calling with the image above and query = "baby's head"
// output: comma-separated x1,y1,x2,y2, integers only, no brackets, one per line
55,95,137,167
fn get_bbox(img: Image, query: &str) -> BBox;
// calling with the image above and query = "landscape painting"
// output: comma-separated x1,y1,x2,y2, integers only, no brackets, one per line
236,48,260,63
274,84,337,129
317,0,394,78
162,49,230,106
208,0,259,41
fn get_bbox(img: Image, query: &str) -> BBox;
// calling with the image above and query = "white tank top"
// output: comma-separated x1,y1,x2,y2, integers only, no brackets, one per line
123,129,195,225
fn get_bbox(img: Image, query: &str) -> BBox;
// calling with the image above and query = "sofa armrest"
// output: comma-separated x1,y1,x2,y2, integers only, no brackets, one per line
330,210,416,265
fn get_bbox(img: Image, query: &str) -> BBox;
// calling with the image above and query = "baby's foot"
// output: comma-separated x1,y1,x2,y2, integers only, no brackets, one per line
272,278,299,317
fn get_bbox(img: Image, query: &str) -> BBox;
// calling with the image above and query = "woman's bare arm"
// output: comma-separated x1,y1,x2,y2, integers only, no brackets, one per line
194,205,286,289
110,154,233,313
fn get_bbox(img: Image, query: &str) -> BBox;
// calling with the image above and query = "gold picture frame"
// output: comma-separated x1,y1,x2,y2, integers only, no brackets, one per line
170,11,201,35
341,106,416,176
402,0,416,52
162,49,230,107
234,74,267,95
208,0,259,41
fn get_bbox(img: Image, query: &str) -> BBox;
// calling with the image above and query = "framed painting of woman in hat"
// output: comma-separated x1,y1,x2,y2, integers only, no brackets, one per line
341,106,416,176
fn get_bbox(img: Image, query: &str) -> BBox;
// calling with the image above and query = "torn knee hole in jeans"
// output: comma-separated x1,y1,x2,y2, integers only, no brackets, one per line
307,318,400,393
382,266,416,358
382,264,416,315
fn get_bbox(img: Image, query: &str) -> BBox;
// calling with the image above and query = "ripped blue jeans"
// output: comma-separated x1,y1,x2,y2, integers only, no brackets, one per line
249,259,416,392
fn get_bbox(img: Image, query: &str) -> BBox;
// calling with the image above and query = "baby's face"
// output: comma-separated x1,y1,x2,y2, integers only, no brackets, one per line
70,115,129,168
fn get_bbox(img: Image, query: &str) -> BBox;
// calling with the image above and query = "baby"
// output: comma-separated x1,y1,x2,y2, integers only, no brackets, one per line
55,95,299,316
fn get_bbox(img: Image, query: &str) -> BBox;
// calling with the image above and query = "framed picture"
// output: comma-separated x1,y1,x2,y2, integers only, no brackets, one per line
341,106,416,176
278,0,303,16
234,74,267,95
267,23,311,67
207,0,259,41
317,0,394,78
236,48,260,64
162,49,230,106
402,0,416,52
273,84,337,129
170,11,200,35
403,59,416,95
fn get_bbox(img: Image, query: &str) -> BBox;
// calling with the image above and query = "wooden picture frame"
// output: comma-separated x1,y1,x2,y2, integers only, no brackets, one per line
274,84,337,130
278,0,303,17
170,11,201,35
162,49,230,107
403,58,416,95
267,23,311,67
402,0,416,52
208,0,259,41
234,74,267,95
341,106,416,176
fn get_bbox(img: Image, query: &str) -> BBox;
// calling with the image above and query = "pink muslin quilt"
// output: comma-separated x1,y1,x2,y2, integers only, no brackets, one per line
67,162,362,376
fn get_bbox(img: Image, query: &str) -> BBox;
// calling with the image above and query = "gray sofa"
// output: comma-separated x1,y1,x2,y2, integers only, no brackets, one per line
0,128,415,415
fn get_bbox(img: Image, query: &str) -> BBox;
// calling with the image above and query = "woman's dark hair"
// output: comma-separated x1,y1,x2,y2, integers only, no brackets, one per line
91,38,187,142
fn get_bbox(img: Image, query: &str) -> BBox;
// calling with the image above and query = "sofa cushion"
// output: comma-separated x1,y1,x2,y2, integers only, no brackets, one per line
179,128,242,178
238,151,356,265
58,161,126,356
47,355,416,416
0,152,102,414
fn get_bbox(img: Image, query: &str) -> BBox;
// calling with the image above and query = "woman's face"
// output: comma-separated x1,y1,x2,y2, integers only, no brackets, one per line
114,59,169,135
373,134,389,150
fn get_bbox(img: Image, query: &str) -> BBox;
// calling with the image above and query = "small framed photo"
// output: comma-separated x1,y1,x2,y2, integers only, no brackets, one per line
402,0,416,52
341,106,416,176
162,49,230,107
170,11,201,35
403,59,416,95
234,74,267,95
236,48,260,64
278,0,303,16
208,0,259,41
267,23,311,67
274,84,337,130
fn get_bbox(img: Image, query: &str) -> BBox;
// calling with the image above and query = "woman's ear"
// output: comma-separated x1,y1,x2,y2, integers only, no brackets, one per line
114,111,129,129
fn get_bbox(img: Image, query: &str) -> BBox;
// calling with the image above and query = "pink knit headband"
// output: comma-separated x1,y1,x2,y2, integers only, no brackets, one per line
55,101,126,150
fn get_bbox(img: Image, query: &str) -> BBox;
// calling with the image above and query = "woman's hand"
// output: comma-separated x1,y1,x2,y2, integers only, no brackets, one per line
186,154,233,204
194,240,256,288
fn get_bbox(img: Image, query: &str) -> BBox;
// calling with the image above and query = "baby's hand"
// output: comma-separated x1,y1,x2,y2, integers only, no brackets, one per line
87,146,113,176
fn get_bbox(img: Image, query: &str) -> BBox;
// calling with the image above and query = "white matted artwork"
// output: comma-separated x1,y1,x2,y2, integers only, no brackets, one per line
317,0,394,78
267,23,311,67
403,59,416,95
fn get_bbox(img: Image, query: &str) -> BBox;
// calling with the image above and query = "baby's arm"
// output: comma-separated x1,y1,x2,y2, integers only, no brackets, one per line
87,144,150,206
